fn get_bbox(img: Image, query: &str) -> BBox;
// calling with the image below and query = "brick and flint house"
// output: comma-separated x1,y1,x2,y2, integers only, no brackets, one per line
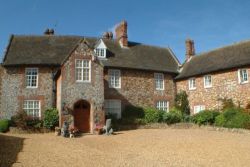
176,39,250,114
1,20,250,132
0,21,180,133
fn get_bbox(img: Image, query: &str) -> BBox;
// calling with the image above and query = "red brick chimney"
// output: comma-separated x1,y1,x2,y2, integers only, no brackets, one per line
115,20,128,47
185,39,195,60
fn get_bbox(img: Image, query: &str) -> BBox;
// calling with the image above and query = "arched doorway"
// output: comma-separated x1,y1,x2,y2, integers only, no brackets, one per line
73,99,90,133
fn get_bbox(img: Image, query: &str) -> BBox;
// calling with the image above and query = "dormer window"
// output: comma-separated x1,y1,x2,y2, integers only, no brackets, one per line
95,48,106,58
95,39,107,58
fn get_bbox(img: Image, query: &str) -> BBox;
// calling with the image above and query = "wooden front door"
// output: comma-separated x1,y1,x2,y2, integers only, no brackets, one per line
73,100,90,133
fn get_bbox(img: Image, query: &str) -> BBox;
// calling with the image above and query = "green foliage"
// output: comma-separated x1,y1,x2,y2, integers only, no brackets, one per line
175,91,190,115
215,108,250,129
43,108,59,129
122,106,144,119
218,98,236,110
11,111,43,130
143,108,164,123
11,111,29,129
163,111,182,124
191,110,220,125
0,119,10,132
26,119,43,129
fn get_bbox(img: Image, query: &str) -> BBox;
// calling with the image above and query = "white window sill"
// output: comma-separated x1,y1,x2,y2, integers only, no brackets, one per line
26,87,38,89
97,57,107,60
189,88,196,91
204,86,212,89
76,80,91,83
109,86,121,89
156,88,165,91
239,81,248,85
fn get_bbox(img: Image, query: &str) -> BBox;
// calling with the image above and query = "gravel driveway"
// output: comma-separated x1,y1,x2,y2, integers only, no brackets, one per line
1,129,250,167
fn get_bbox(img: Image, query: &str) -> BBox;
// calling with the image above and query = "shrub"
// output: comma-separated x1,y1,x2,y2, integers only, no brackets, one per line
44,108,59,129
143,108,164,123
122,106,144,119
175,91,190,115
26,119,43,129
11,111,43,130
191,110,220,125
163,112,182,124
0,119,10,132
218,98,236,110
11,111,29,129
215,108,250,129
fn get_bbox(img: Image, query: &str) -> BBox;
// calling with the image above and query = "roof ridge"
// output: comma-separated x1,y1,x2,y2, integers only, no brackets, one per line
193,39,250,59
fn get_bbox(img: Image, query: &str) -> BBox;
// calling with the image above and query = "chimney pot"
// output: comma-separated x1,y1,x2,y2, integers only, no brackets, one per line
102,31,113,39
44,28,54,35
185,39,195,60
115,20,128,47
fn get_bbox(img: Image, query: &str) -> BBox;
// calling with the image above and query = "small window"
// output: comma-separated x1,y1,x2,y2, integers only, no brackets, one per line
104,100,121,119
189,78,196,90
154,73,164,90
108,69,121,88
156,101,169,112
75,59,91,82
238,69,248,84
95,48,106,58
25,68,38,88
204,75,212,88
194,105,205,114
23,100,41,118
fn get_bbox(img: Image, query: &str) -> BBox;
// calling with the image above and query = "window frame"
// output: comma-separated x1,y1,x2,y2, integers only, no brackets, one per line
238,69,248,84
108,69,121,89
23,100,41,118
204,75,212,88
95,48,106,58
25,68,38,88
156,101,169,112
75,59,91,83
104,99,122,119
188,78,196,90
154,73,165,90
193,105,205,114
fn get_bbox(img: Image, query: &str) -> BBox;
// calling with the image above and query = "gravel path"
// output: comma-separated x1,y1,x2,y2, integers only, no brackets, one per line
1,129,250,167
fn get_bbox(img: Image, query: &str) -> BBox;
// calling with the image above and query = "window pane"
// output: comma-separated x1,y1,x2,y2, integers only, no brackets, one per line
26,68,38,87
104,100,121,118
109,70,120,88
75,60,90,81
23,100,40,118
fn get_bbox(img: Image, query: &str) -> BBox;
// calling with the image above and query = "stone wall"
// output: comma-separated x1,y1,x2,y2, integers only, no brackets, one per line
104,68,176,110
59,41,105,132
0,66,55,119
176,67,250,114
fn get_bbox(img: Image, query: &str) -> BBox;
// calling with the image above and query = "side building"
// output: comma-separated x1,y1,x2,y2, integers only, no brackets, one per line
176,39,250,114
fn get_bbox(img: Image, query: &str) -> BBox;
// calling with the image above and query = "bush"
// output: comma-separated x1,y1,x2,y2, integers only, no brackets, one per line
163,112,182,124
11,111,29,129
0,119,10,132
218,98,236,110
175,91,190,115
215,108,250,129
26,119,43,129
44,108,59,129
191,110,220,125
11,111,43,130
143,108,164,123
122,106,144,119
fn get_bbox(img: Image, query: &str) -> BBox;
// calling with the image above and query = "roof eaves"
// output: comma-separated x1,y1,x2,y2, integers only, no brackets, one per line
60,38,84,66
167,47,181,66
2,34,14,64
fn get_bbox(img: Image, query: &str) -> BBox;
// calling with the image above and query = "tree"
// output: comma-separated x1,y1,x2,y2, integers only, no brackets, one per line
175,91,190,115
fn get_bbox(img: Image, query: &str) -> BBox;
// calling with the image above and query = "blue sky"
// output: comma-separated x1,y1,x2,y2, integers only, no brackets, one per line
1,0,250,63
